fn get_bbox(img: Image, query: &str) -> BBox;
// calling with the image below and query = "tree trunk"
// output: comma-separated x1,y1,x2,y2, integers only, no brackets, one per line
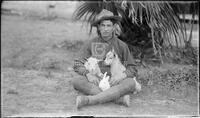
186,12,195,48
151,27,157,55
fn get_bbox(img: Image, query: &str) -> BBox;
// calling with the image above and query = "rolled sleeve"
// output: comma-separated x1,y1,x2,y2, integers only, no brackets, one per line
73,59,89,76
73,41,91,76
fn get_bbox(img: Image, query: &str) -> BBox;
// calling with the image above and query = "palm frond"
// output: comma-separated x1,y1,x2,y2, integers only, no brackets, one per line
72,1,102,23
73,1,184,49
126,2,182,46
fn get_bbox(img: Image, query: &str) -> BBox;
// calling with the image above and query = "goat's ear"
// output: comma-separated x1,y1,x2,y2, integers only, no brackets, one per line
113,52,116,57
113,51,118,58
111,47,115,53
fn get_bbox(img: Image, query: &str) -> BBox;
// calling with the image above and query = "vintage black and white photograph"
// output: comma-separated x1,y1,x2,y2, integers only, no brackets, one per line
1,1,199,117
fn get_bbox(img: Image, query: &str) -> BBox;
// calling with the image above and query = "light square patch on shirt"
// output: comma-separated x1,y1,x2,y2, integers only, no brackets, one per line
91,42,108,60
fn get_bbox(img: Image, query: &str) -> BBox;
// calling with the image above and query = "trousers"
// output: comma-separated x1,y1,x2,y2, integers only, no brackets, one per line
71,75,137,104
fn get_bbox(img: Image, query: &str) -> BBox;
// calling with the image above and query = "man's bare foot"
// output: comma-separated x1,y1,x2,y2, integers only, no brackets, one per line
115,95,130,107
76,96,89,109
133,77,141,94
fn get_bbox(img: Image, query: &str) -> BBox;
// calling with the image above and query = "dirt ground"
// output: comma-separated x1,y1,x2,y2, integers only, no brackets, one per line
1,14,199,117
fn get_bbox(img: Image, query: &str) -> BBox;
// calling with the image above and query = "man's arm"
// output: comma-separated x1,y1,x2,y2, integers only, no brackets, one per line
73,42,91,76
123,44,138,78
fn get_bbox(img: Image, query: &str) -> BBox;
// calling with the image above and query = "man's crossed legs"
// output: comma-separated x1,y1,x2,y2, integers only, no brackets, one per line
71,76,141,109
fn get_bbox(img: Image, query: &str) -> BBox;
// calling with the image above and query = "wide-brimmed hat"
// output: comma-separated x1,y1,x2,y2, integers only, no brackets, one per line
91,9,121,27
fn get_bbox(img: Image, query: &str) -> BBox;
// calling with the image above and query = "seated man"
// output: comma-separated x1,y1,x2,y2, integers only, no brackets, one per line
72,9,141,109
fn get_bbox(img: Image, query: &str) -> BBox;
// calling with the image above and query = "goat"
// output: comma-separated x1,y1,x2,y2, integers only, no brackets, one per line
84,57,110,91
84,57,104,78
104,48,126,76
104,48,141,93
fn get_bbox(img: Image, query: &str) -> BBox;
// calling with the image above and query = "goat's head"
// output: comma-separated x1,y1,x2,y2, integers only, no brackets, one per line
104,48,118,65
85,57,101,72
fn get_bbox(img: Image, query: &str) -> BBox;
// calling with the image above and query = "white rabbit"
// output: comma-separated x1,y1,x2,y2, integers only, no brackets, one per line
99,72,110,91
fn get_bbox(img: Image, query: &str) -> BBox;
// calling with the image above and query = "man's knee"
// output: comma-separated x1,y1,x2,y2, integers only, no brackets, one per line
71,77,78,87
120,77,136,91
71,75,87,87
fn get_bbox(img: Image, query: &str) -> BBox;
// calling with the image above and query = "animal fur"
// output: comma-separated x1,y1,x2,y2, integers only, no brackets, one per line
104,48,126,77
104,48,141,93
99,72,110,91
84,57,103,78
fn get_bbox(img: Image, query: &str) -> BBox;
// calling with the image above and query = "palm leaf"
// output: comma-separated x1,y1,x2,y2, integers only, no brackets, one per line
72,1,102,23
73,1,184,50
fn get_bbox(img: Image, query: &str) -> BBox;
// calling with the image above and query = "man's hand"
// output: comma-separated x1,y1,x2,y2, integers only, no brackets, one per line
109,72,127,86
86,73,100,85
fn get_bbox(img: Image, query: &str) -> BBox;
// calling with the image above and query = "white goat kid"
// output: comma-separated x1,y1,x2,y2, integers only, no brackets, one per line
84,57,110,91
104,49,126,76
104,49,141,94
84,57,104,78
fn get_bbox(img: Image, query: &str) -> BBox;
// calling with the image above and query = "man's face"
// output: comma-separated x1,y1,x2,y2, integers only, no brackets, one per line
99,20,115,40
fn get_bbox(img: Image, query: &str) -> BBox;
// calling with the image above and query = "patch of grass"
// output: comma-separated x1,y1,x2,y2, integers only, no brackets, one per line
53,40,84,52
1,15,92,71
162,46,198,65
138,64,198,99
1,38,86,71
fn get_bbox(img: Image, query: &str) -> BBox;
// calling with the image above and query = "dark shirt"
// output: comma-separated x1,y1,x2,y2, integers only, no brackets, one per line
73,35,138,78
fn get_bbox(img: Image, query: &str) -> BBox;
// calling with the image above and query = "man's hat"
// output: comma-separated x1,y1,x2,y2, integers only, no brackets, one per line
91,9,121,27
